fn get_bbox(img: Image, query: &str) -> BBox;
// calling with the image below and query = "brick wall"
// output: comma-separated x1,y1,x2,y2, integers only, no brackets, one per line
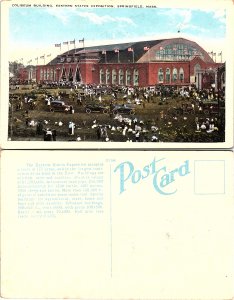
21,58,222,88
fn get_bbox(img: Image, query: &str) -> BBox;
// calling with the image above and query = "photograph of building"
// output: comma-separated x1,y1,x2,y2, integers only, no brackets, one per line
19,37,224,90
7,5,226,143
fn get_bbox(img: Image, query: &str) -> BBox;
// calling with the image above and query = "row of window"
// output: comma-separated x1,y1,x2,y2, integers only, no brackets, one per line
100,69,139,86
99,67,185,85
155,44,203,62
158,67,185,83
39,66,185,84
40,69,57,80
40,68,75,81
155,54,194,61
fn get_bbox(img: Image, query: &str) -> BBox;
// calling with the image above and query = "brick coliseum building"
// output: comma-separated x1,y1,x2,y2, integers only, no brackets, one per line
21,37,225,89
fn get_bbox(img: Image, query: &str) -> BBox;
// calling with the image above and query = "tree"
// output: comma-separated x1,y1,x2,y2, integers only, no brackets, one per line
9,61,24,78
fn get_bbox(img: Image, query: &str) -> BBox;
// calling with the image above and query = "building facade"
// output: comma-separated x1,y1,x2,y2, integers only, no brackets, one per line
19,37,225,90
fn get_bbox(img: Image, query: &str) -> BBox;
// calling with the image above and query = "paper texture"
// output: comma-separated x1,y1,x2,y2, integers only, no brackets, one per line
1,150,234,299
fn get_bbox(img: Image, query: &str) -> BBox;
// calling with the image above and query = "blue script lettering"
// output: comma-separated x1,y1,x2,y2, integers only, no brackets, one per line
114,158,165,194
179,160,190,176
114,158,190,195
153,167,177,195
114,161,134,193
153,160,190,195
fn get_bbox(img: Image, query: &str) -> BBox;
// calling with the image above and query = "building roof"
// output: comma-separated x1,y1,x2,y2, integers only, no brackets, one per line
48,37,214,65
80,39,164,63
49,39,164,64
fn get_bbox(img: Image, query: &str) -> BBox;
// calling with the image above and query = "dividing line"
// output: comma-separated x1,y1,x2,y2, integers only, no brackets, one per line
110,163,112,278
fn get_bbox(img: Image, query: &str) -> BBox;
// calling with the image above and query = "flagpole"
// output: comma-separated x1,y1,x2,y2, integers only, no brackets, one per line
144,47,150,63
79,38,85,55
83,38,85,58
79,38,85,49
47,54,51,65
73,40,76,64
102,50,107,63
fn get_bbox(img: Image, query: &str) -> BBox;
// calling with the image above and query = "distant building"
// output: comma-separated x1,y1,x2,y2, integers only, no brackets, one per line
18,65,37,82
19,37,224,89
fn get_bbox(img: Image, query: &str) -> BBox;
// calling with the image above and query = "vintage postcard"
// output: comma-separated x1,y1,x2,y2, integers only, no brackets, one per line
1,1,234,299
1,150,234,298
0,0,233,149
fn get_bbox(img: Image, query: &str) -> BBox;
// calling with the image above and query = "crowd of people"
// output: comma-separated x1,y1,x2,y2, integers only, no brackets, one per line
9,81,225,142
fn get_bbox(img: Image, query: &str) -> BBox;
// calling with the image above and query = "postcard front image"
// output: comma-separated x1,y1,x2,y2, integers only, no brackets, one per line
1,0,233,149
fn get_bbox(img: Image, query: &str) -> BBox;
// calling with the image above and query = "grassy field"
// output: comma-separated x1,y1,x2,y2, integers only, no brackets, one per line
8,87,225,142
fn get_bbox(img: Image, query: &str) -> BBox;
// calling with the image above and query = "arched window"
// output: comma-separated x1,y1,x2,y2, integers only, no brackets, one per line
47,69,50,80
133,69,139,86
179,67,184,82
112,69,117,85
158,68,164,83
53,69,56,81
126,69,131,86
56,68,61,81
106,69,110,84
172,68,177,82
166,68,171,83
100,69,105,84
43,69,47,80
119,69,124,85
40,69,43,80
50,69,53,80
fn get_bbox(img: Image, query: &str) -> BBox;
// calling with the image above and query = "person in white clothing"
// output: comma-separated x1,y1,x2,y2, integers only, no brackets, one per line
68,122,75,135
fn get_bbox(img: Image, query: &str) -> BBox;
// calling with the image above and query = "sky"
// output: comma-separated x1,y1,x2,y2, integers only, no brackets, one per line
9,6,226,64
